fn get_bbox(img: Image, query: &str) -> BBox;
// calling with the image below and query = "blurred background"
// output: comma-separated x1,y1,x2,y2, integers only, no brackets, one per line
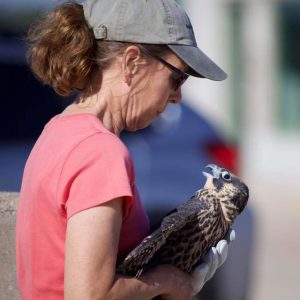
0,0,299,299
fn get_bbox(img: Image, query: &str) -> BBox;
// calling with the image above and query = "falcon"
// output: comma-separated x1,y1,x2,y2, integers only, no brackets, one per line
117,164,249,277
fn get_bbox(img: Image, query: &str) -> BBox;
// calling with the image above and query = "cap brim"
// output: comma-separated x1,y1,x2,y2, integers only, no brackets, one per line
168,44,227,81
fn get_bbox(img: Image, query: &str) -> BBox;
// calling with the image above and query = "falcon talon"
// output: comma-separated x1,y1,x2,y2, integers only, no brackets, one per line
116,164,249,277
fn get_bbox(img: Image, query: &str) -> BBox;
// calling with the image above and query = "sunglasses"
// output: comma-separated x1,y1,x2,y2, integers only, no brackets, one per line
140,47,190,91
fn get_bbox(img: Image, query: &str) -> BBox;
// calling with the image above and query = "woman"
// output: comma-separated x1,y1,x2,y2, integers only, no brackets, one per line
16,1,233,299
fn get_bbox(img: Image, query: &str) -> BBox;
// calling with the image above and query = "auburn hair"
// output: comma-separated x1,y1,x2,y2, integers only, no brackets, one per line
26,1,169,97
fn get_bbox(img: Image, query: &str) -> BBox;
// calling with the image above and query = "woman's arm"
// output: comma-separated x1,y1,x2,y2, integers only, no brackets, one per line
64,197,194,300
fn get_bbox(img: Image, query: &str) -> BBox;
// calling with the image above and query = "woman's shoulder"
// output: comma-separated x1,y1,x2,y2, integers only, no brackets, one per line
34,113,132,170
82,130,129,158
45,113,128,152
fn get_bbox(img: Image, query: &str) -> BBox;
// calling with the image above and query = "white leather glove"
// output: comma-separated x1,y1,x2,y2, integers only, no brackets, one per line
191,228,236,295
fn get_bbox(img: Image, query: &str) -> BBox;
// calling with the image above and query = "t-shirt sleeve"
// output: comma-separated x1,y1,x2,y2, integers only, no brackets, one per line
58,133,134,219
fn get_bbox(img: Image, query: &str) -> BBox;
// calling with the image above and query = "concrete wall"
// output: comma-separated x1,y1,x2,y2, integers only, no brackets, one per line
0,192,20,300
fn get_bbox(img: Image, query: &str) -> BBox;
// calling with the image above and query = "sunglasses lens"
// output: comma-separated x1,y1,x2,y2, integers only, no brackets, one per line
174,76,187,91
145,50,189,91
174,78,183,91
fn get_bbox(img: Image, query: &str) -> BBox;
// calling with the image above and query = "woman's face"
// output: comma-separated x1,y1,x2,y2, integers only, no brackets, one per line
123,51,187,131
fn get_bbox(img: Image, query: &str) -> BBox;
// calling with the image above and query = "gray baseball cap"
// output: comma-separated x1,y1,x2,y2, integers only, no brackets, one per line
82,0,227,81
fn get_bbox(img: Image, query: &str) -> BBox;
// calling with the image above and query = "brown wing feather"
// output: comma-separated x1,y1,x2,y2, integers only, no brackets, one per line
117,195,209,276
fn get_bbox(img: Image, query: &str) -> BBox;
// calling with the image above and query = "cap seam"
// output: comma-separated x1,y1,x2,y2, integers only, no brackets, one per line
161,0,174,43
116,0,127,40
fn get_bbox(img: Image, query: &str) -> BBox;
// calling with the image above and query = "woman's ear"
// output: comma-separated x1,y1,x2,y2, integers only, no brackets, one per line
123,71,131,85
122,46,146,80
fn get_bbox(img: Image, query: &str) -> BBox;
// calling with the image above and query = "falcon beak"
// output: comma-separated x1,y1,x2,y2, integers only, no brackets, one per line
203,164,221,179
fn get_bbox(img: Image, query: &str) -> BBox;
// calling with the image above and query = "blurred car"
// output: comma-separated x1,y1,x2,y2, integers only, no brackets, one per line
0,8,253,299
121,104,254,300
121,104,237,222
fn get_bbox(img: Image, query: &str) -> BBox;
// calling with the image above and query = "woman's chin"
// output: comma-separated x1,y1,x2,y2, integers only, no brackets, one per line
126,122,150,132
125,115,156,132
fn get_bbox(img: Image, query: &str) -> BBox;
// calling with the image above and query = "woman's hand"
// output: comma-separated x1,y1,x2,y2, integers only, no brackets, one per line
141,264,194,300
191,229,236,295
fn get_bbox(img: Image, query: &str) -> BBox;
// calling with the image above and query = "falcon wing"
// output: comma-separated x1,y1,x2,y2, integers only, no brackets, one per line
160,196,209,234
117,195,208,275
117,227,166,275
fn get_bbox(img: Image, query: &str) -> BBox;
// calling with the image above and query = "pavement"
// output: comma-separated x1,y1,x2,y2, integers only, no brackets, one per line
246,182,300,300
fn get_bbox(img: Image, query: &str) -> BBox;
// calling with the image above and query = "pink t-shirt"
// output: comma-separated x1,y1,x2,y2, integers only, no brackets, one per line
16,113,149,299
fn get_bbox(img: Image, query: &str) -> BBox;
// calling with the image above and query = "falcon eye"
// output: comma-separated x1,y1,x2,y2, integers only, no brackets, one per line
221,171,231,181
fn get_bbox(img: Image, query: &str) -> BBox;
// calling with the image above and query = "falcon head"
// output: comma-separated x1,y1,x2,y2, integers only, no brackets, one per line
202,164,249,223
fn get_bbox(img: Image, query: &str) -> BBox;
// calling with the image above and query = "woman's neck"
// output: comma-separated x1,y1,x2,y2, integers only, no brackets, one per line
61,90,125,136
